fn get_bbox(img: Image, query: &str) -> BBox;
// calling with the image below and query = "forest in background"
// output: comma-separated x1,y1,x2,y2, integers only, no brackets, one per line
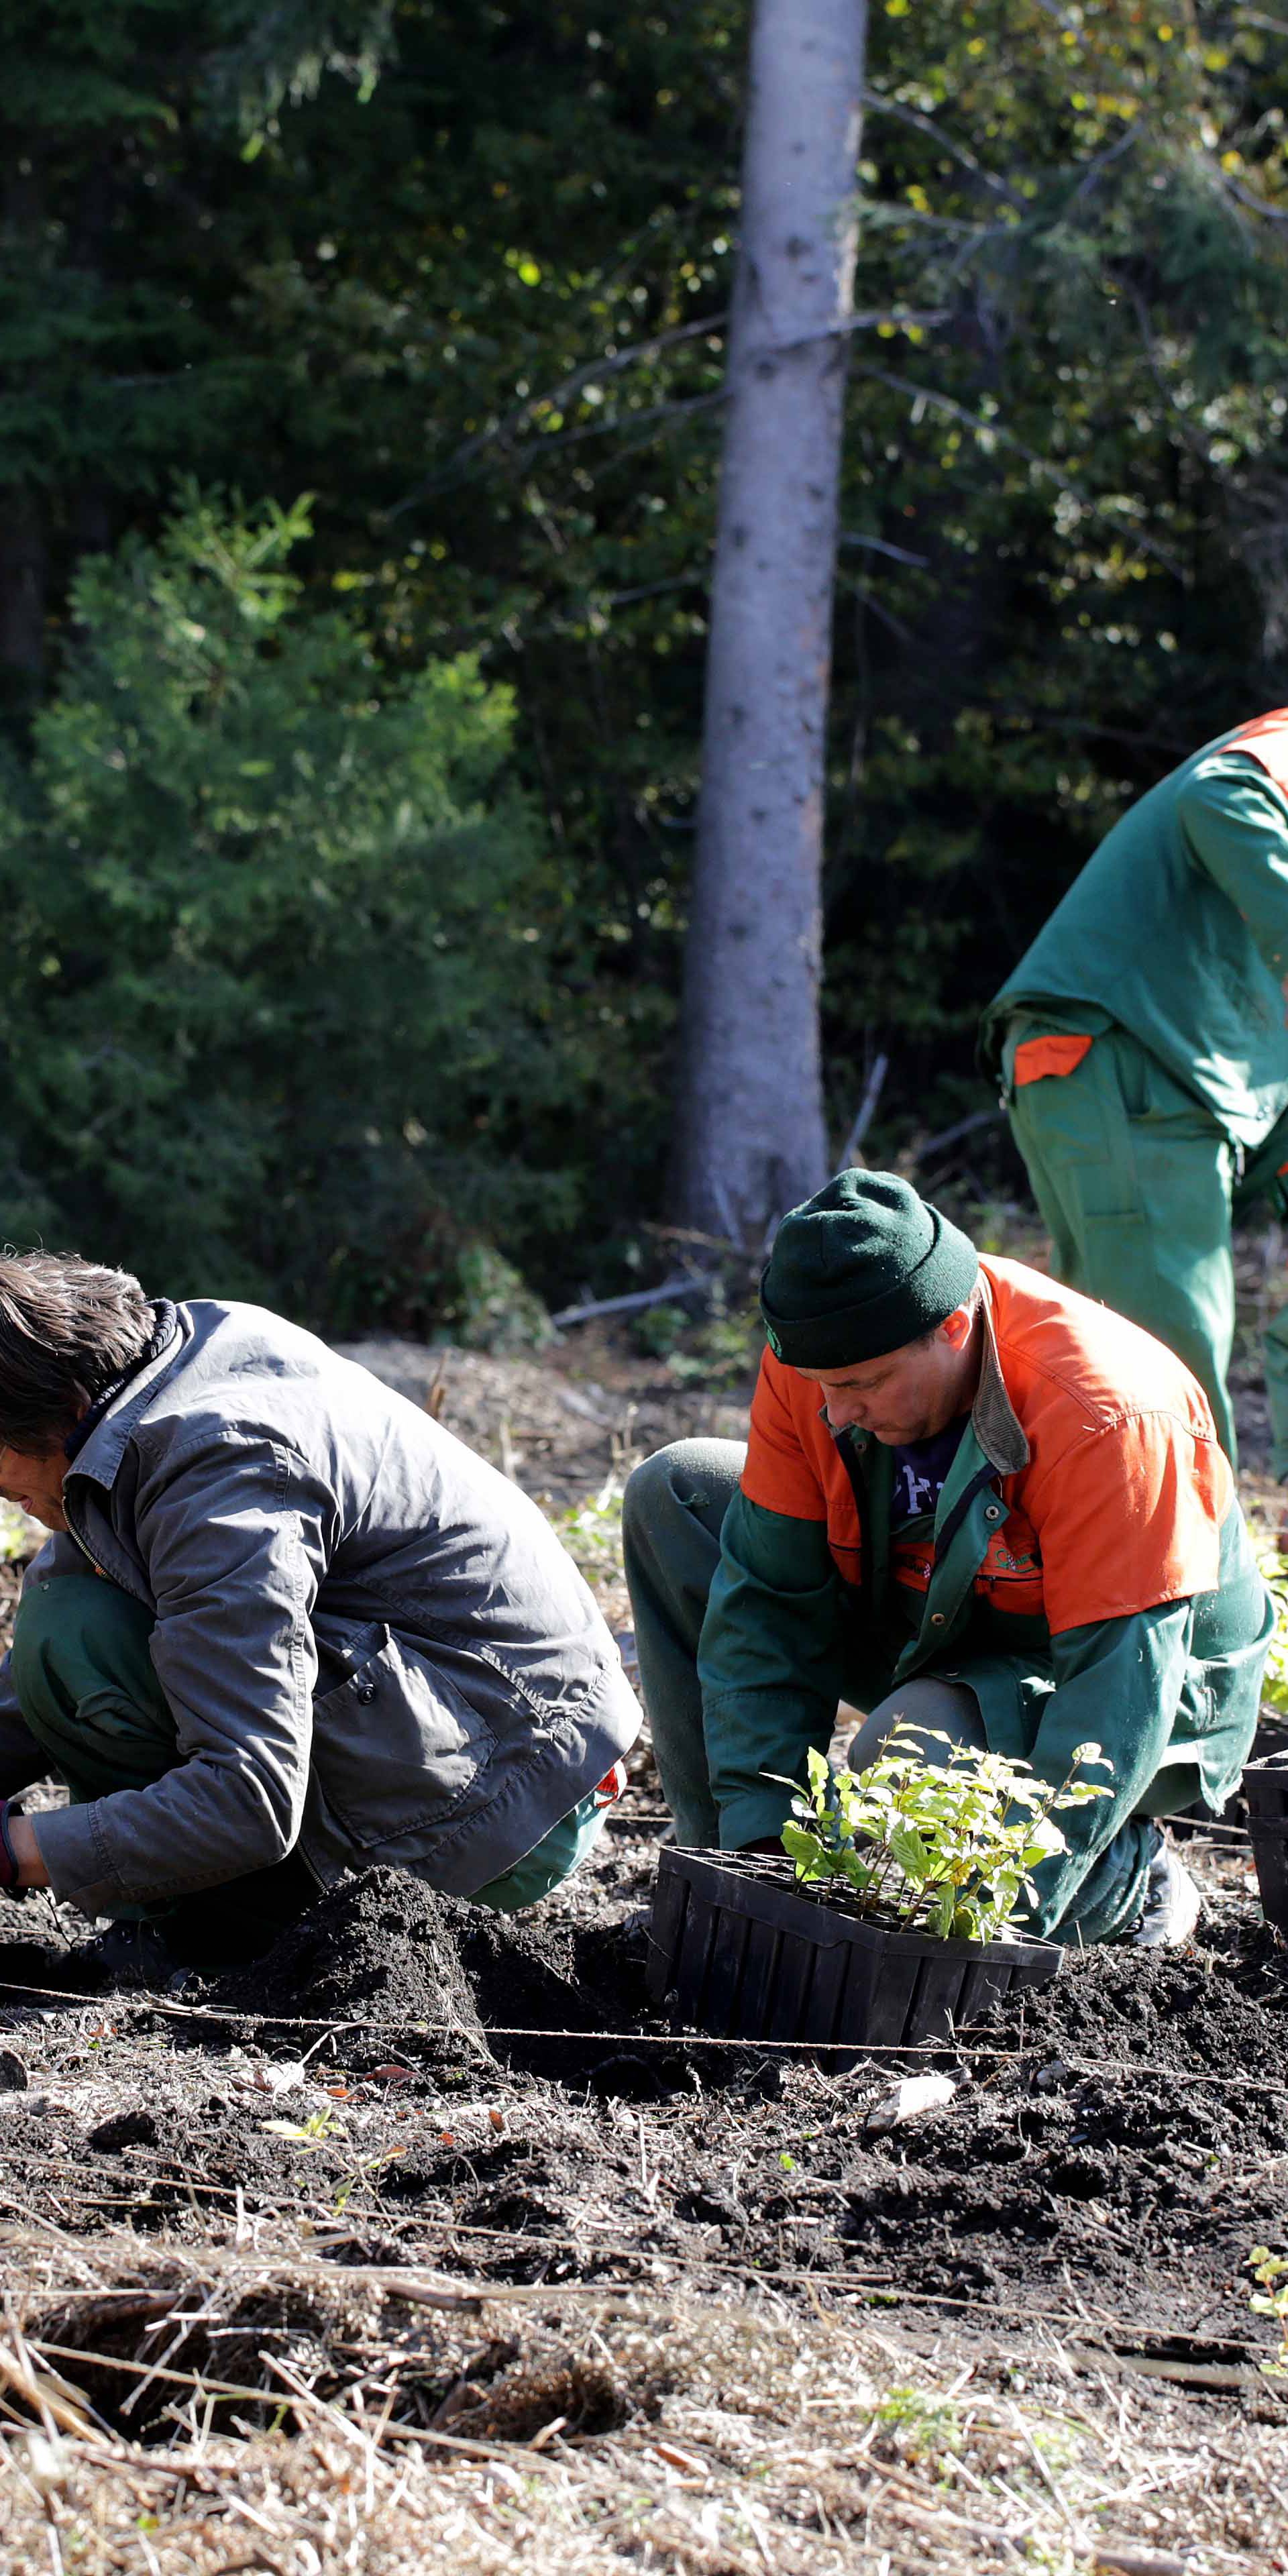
3,0,1288,1330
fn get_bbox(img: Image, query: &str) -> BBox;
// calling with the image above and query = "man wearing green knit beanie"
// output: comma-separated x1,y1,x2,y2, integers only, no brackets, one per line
623,1169,1271,1947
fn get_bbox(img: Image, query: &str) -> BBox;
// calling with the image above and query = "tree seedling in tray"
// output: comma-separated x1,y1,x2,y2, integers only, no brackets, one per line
780,1727,1113,1943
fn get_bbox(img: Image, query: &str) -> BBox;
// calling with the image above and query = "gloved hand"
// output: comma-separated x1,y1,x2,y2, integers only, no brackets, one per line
0,1801,23,1893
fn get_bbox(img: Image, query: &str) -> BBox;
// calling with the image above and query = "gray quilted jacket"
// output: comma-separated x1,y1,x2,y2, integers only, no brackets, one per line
0,1301,639,1915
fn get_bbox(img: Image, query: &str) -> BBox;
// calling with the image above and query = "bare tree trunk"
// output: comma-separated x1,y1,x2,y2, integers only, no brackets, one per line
670,0,867,1249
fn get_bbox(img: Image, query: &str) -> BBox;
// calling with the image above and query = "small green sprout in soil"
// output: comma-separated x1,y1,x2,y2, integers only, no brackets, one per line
1249,2245,1288,2373
260,2105,346,2148
781,1728,1113,1941
335,2143,409,2215
873,2383,964,2461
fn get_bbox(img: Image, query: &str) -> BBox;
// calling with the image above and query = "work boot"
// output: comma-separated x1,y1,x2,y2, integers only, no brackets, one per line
73,1919,195,1994
1132,1829,1201,1949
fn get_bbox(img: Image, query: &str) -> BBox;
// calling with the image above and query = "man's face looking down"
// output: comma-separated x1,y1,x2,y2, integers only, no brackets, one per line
0,1442,71,1532
794,1301,979,1447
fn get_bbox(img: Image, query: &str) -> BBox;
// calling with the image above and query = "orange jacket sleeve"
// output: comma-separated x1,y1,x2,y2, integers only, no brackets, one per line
1022,1411,1227,1634
740,1351,829,1523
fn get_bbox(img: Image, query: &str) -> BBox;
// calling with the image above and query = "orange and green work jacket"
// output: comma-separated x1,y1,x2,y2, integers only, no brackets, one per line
981,708,1288,1148
696,1257,1271,1938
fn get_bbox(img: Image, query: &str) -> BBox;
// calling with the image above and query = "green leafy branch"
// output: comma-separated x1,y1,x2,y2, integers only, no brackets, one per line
780,1727,1114,1943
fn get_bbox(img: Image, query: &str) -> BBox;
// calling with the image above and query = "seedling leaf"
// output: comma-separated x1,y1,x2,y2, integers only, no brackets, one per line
778,1725,1115,1943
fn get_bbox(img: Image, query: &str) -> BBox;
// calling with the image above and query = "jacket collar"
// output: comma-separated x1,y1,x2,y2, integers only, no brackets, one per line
969,1272,1029,1477
64,1302,194,1489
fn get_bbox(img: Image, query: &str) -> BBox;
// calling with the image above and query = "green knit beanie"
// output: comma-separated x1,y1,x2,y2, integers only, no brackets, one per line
759,1170,979,1368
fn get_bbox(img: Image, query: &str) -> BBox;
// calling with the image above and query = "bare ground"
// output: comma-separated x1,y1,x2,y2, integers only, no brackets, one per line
1,1262,1288,2571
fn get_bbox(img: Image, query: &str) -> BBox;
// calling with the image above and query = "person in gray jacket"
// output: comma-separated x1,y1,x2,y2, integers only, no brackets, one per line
0,1251,639,1979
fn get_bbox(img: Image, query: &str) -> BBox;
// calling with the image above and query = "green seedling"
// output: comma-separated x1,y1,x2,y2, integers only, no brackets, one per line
780,1727,1113,1943
260,2104,347,2148
333,2143,409,2216
1249,2245,1288,2373
260,2102,411,2211
873,2384,964,2457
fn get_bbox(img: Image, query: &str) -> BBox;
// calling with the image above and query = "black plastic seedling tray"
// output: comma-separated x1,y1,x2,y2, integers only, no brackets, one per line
647,1847,1062,2055
1244,1750,1288,1935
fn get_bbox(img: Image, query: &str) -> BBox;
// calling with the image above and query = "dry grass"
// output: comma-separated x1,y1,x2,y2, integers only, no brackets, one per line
1,2224,1286,2575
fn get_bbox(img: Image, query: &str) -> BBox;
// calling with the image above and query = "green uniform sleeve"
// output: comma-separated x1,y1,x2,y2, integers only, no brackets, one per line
1177,756,1288,983
1020,1599,1193,1937
697,1490,844,1849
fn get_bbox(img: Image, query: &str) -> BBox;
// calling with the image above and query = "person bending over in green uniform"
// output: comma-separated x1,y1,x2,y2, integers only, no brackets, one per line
623,1172,1271,1949
981,707,1288,1479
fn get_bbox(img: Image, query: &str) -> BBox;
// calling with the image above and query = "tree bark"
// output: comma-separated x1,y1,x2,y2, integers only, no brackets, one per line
670,0,867,1250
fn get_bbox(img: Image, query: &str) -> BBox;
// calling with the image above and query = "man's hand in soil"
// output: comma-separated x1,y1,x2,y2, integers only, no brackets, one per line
0,1805,48,1891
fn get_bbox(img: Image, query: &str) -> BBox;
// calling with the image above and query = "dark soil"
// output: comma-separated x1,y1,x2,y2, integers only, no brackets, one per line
209,1865,652,2082
1,1847,1286,2384
0,1330,1285,2565
211,1871,489,2057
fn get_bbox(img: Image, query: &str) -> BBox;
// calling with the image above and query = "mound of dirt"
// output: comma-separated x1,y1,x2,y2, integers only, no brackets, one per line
207,1866,642,2075
212,1869,483,2036
978,1914,1288,2089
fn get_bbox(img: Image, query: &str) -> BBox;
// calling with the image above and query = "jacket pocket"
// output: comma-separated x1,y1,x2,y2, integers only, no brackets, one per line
1173,1659,1219,1739
1012,1032,1095,1087
311,1620,494,1847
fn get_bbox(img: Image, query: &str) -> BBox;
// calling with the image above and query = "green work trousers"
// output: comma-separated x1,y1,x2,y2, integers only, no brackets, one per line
1004,1018,1288,1477
621,1442,1153,1945
11,1573,611,1947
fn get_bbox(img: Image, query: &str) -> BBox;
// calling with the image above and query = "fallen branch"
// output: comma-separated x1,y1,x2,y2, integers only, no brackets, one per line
550,1275,710,1329
915,1107,1004,1161
1092,2550,1187,2576
840,1053,890,1165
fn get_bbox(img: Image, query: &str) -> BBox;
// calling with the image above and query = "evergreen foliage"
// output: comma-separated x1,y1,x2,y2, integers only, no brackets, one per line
3,2,1288,1308
0,490,580,1328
